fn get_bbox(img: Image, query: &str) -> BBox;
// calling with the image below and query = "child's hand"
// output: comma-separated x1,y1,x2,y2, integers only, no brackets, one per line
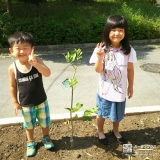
28,50,37,66
96,43,105,60
127,86,133,99
14,102,22,116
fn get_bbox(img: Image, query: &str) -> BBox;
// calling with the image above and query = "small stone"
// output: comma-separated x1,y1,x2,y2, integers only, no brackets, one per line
145,132,149,135
77,154,81,158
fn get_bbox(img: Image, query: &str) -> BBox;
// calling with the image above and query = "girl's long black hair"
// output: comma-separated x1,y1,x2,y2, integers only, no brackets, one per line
103,15,130,55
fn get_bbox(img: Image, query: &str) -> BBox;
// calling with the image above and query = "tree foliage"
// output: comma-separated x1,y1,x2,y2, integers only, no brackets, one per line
18,0,47,5
6,0,13,16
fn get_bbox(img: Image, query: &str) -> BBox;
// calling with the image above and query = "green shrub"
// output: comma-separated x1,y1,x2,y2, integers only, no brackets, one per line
0,1,160,48
111,2,160,40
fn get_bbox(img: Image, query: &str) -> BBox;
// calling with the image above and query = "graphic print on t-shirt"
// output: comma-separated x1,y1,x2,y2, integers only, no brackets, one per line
101,52,122,93
18,73,39,82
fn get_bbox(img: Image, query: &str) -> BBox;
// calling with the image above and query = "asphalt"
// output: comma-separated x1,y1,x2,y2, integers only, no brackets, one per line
0,41,160,125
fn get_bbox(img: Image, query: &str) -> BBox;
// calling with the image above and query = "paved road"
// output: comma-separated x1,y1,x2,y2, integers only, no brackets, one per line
0,44,160,118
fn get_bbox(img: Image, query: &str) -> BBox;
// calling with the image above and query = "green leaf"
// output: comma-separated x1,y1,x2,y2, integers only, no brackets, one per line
84,110,91,116
65,108,71,112
76,102,83,108
83,106,98,121
71,53,76,62
64,52,71,63
73,114,78,120
83,115,92,121
69,78,78,87
71,102,83,113
84,106,98,116
62,78,71,88
64,48,83,64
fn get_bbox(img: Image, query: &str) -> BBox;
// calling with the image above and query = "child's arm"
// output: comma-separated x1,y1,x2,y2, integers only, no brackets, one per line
8,64,21,115
94,43,105,73
28,50,51,77
127,62,134,99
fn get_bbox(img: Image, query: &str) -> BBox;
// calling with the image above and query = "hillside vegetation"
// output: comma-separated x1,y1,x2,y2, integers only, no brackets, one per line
0,0,160,47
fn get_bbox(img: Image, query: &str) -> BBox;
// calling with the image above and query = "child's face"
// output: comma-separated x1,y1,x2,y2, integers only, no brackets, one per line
109,28,125,47
9,42,34,62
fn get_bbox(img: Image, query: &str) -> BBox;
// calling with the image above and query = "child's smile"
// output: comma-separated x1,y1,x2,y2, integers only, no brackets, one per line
109,28,125,47
9,42,33,62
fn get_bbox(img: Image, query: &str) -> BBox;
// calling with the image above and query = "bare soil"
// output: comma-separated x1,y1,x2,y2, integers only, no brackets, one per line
0,112,160,160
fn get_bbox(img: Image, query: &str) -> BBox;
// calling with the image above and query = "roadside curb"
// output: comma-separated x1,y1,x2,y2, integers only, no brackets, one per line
1,43,160,59
1,39,160,55
0,106,160,127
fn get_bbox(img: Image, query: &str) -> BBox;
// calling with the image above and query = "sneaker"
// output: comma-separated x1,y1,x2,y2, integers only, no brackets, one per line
42,136,54,149
26,141,37,157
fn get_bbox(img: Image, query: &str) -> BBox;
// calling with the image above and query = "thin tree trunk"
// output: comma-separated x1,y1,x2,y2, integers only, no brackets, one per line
70,87,74,148
6,0,13,16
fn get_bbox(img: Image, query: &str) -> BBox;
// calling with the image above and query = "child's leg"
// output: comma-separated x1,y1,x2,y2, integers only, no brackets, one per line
26,129,34,141
97,115,105,139
113,121,122,138
112,100,126,139
22,107,37,156
112,121,127,144
37,101,51,135
22,106,37,141
37,101,54,149
41,127,50,137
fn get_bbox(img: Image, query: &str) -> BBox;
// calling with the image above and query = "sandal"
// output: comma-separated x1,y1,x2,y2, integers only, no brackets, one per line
99,137,109,145
111,130,127,144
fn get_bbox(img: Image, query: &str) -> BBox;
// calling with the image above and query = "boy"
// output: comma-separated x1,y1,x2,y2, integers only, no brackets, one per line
8,31,54,157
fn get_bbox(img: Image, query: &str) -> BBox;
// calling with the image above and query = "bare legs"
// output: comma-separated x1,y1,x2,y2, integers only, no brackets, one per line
42,127,50,138
97,115,105,139
26,129,34,142
113,122,122,138
26,127,50,142
97,115,121,138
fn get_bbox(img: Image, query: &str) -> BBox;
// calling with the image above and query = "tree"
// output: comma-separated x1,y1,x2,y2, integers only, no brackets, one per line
18,0,46,5
6,0,13,16
63,48,97,148
18,0,47,16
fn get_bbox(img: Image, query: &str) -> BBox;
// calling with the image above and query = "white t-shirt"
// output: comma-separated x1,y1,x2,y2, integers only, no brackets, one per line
89,46,137,102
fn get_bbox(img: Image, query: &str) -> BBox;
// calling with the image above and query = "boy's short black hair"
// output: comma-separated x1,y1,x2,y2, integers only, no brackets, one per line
8,31,34,48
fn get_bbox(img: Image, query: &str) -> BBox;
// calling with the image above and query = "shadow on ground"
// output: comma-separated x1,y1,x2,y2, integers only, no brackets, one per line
36,48,155,66
0,112,160,159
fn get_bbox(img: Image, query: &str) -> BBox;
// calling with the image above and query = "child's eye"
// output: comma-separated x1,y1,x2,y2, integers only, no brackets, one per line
24,47,29,50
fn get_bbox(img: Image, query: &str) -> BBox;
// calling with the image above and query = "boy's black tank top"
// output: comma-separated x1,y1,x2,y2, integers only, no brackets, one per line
14,62,47,106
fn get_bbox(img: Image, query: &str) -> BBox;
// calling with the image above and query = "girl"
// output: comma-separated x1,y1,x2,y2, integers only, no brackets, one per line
89,15,137,145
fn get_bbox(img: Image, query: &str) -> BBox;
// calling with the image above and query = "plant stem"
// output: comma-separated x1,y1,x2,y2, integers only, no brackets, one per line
70,137,74,148
70,86,74,147
72,65,77,79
